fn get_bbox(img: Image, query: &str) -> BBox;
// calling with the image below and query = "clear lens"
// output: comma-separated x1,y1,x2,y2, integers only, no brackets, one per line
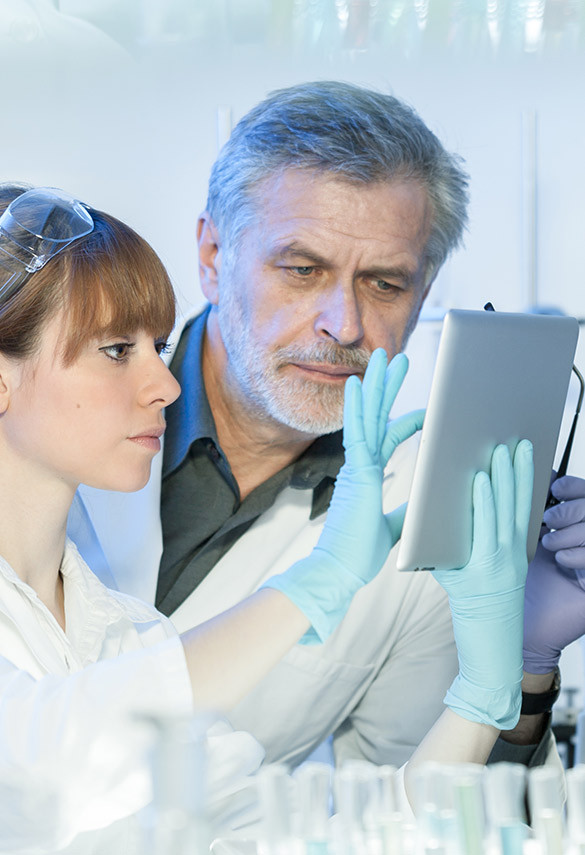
0,187,94,304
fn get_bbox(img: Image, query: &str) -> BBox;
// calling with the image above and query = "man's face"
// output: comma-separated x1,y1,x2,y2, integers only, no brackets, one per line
206,170,433,436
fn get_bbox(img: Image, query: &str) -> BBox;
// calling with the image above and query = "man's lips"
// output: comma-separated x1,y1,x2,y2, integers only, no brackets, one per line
289,362,364,381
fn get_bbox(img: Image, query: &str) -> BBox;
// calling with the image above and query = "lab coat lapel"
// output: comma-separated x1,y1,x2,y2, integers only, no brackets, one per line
170,485,324,633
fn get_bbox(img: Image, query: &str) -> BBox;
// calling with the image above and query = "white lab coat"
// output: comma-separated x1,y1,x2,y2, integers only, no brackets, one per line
74,432,459,772
0,540,264,854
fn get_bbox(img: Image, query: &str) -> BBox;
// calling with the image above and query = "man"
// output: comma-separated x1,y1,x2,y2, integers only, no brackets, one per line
72,80,584,770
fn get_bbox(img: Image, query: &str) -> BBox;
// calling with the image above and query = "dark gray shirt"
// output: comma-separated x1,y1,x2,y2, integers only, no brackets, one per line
157,308,345,615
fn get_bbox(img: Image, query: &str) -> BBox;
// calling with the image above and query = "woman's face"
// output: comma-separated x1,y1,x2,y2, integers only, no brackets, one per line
0,311,181,493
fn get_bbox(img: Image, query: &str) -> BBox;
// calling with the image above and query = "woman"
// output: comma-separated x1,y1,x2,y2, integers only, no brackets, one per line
0,184,532,853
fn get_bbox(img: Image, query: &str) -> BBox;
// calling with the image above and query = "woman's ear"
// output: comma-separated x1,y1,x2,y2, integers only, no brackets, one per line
0,353,22,416
197,212,222,305
0,362,10,415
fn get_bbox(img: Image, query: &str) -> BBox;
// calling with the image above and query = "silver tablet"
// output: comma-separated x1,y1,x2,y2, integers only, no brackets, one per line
396,309,580,572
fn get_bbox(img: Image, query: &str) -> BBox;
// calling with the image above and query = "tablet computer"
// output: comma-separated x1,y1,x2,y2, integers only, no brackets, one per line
396,309,579,572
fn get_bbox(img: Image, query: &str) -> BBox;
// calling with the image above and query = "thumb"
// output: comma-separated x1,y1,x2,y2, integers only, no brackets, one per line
381,409,425,465
385,503,408,545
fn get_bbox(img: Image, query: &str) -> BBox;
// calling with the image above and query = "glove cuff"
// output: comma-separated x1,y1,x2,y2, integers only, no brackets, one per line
444,675,522,730
260,551,365,644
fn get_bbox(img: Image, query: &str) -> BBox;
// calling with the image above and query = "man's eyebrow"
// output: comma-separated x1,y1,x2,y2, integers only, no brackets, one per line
364,265,414,286
271,243,330,266
272,243,417,286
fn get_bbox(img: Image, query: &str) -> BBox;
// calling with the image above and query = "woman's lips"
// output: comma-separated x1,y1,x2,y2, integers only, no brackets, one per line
128,426,165,451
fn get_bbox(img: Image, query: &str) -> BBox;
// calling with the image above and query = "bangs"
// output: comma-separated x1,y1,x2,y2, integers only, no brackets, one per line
60,209,176,364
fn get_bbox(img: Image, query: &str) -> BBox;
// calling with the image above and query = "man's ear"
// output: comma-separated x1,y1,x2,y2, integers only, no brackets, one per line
197,212,222,305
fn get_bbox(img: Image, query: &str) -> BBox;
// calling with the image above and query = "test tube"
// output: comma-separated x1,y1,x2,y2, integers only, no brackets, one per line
372,765,404,855
528,766,565,855
450,764,486,855
256,764,298,855
143,713,212,855
334,760,379,855
409,762,459,855
484,763,528,855
295,762,332,855
566,765,585,855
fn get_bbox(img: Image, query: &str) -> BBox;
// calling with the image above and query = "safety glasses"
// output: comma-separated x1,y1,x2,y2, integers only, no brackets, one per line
0,187,94,305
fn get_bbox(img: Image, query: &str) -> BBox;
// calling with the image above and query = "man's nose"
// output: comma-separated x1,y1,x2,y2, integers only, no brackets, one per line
314,281,364,346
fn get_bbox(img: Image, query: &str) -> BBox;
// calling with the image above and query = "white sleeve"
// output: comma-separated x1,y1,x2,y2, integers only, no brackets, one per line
0,636,193,851
331,571,457,768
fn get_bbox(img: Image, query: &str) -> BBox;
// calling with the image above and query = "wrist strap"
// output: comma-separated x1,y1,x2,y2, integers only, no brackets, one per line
521,668,561,716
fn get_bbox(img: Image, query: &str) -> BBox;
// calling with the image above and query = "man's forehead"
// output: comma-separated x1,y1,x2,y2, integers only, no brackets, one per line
255,168,429,225
252,171,431,265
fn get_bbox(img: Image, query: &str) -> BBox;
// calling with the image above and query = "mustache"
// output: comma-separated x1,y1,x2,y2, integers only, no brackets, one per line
275,343,372,372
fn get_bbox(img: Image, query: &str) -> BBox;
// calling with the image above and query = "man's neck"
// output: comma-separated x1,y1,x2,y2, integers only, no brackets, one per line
202,319,316,500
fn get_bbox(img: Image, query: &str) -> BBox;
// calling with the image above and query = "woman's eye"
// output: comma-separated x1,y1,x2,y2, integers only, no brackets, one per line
99,343,134,362
155,340,173,356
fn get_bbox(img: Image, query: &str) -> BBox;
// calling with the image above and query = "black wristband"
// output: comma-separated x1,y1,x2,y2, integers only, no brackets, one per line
521,669,561,716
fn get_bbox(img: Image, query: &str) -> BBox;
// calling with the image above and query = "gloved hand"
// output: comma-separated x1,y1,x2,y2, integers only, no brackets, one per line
543,475,585,569
262,348,424,643
432,441,534,730
523,474,585,674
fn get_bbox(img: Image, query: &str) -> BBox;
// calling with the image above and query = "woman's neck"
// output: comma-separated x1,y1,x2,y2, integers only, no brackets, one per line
0,450,74,630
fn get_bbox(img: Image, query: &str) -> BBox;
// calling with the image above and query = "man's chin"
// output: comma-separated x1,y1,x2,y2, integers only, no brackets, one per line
268,383,344,435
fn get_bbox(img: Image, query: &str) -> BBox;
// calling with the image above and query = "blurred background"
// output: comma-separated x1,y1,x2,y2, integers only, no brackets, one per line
2,0,585,758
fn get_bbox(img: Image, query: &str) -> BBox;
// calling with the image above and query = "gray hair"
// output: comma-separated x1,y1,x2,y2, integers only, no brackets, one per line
207,80,469,279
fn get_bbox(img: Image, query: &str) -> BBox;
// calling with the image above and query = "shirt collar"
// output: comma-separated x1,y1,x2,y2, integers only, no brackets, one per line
163,306,216,478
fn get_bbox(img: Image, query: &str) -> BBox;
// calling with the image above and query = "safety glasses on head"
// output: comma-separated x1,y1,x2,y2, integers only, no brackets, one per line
0,187,94,305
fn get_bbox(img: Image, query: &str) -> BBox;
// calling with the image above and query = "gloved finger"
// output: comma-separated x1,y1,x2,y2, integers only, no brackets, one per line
542,521,585,552
469,470,498,560
491,444,515,546
377,353,409,447
544,497,585,530
360,348,388,456
343,374,364,451
513,439,534,540
385,503,407,545
554,546,585,571
380,409,425,466
551,475,585,501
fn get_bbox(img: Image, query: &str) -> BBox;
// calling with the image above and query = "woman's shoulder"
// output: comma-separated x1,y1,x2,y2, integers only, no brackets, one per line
63,539,175,633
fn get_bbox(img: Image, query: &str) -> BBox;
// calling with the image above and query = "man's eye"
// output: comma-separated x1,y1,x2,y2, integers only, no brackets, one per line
291,266,315,276
371,279,403,297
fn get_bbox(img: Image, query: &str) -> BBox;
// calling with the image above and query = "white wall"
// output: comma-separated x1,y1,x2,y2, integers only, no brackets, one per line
2,0,585,704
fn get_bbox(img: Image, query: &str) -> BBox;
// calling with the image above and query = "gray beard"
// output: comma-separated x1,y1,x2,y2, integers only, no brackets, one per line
217,296,371,435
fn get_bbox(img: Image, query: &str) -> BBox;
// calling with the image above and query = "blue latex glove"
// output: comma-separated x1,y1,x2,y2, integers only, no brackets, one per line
523,475,585,674
432,441,534,730
262,348,425,643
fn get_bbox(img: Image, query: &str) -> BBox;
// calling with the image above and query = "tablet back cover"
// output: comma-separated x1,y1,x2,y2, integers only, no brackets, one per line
396,310,579,572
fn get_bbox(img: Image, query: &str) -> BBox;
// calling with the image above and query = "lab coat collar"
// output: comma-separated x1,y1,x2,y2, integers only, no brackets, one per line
59,540,168,665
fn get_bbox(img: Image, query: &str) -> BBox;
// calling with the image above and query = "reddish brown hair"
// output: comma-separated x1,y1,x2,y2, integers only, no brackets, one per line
0,186,176,364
